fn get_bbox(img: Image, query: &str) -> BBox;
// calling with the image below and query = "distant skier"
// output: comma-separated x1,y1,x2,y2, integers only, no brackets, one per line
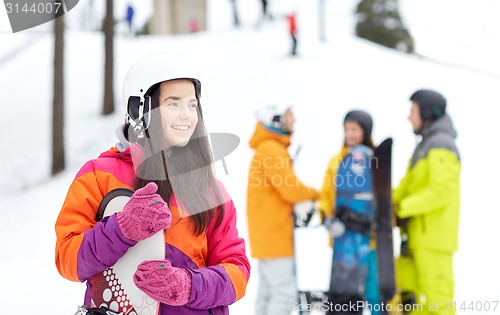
260,0,272,20
394,89,460,315
287,12,298,56
319,110,379,315
255,0,273,28
189,16,200,33
230,0,240,27
125,3,135,35
247,104,319,315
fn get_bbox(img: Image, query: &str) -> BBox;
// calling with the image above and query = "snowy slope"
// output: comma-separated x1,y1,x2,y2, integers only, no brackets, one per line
1,0,499,314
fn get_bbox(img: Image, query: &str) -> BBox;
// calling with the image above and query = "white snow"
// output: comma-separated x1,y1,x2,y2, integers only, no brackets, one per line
0,0,499,314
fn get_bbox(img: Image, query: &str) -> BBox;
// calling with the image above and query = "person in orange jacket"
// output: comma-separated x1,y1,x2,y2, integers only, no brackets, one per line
247,104,319,315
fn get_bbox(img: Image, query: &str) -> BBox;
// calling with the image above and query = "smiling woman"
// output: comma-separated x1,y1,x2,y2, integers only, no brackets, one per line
54,52,250,315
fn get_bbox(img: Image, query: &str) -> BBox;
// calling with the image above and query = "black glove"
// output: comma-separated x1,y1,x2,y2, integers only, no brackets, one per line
294,207,316,228
401,291,417,314
319,210,326,225
400,232,411,257
396,216,411,227
335,205,373,234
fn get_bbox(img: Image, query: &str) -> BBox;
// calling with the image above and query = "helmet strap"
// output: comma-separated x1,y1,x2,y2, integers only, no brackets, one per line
127,95,151,139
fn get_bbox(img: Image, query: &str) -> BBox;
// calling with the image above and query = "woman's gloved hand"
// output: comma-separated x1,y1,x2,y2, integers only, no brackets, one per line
116,182,172,241
134,260,192,306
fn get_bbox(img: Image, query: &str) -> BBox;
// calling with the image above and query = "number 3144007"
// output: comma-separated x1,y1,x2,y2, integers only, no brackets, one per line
444,301,499,312
5,2,63,14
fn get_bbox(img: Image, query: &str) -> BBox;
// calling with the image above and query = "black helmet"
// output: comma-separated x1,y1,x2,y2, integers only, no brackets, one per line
410,89,446,121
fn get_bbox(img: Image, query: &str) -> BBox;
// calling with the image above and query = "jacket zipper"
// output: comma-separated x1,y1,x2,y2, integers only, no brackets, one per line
421,216,426,233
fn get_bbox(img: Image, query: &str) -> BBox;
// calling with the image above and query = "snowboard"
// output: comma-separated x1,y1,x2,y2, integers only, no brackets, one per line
328,144,375,314
90,188,165,315
372,138,401,315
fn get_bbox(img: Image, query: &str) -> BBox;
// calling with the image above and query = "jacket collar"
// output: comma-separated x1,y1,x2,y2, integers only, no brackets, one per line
249,122,291,149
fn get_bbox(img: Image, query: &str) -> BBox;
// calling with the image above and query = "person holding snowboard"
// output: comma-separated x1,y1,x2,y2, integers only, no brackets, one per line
55,53,250,315
247,104,319,315
394,89,460,315
319,110,379,315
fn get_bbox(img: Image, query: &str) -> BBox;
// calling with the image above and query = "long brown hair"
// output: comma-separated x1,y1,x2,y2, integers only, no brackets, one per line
125,80,224,236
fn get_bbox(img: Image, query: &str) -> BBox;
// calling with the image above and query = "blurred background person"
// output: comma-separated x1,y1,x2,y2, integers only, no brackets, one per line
125,3,135,36
394,89,460,315
319,110,378,315
247,104,319,315
287,12,298,56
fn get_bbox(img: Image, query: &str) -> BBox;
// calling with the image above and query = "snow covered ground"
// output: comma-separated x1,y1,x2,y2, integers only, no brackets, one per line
0,0,499,314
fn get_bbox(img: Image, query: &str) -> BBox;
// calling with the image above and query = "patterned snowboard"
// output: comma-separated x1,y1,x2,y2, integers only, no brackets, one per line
91,188,165,315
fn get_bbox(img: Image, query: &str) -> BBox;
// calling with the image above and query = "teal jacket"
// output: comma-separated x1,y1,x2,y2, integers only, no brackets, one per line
393,114,460,253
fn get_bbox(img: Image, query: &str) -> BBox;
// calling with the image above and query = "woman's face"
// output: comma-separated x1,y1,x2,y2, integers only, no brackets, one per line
158,79,199,147
344,120,364,147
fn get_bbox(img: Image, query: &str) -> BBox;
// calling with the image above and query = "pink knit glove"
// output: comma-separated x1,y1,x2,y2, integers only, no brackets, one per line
133,260,192,306
116,182,172,241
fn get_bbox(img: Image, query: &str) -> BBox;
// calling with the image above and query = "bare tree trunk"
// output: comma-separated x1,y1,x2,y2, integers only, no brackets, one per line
230,0,240,27
52,10,65,175
102,0,114,115
319,0,326,41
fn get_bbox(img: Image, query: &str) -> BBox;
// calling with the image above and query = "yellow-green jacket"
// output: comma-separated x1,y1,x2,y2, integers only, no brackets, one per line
393,114,460,253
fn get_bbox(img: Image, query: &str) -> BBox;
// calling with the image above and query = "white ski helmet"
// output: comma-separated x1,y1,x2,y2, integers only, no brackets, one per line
122,52,200,137
256,103,292,131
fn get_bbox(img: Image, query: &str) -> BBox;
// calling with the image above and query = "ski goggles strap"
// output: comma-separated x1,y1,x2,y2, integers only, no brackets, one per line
126,95,152,139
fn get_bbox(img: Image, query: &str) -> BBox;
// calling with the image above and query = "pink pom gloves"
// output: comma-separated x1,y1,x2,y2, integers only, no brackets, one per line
134,260,192,306
118,184,191,306
116,182,172,241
